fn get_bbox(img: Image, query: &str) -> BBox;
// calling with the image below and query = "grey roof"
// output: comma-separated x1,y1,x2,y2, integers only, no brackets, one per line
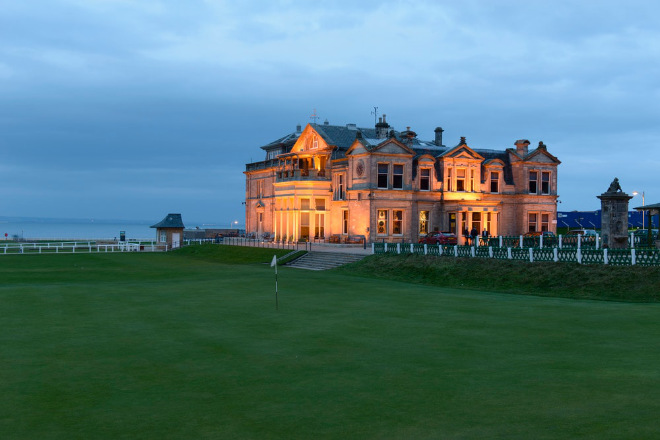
252,122,527,187
260,131,301,151
150,213,185,229
308,123,447,160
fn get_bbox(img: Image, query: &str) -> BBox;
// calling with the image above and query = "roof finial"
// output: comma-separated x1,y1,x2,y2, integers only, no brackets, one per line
310,108,319,123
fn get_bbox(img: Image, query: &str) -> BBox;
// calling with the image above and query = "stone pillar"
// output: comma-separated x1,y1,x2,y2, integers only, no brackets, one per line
597,178,633,249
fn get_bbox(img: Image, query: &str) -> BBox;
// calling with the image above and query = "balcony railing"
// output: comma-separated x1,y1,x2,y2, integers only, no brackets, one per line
276,169,330,182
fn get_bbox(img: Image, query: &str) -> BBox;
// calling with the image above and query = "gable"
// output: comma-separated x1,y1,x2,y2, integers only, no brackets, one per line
526,148,561,164
346,139,369,156
441,144,484,161
371,138,415,156
290,125,330,153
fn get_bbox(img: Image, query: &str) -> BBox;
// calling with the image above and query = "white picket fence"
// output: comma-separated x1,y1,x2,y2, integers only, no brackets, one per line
1,241,170,255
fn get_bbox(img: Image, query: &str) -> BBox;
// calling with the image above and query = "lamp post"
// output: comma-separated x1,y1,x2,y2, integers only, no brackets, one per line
632,191,645,229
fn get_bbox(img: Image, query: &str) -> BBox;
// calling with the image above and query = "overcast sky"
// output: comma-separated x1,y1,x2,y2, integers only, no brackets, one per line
1,0,658,226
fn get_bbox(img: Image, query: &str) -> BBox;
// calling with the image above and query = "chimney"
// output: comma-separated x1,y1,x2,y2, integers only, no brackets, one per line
515,139,530,156
324,119,329,125
346,123,357,130
434,127,444,146
375,115,390,139
296,124,302,133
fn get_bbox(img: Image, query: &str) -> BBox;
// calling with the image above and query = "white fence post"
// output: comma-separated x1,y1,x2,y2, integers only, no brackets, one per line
372,243,375,254
410,243,414,253
396,243,401,254
454,246,458,257
470,247,475,258
507,247,512,259
439,245,443,256
577,248,582,264
540,234,544,249
519,235,523,248
631,248,636,265
529,248,534,263
559,235,563,249
604,248,609,265
384,243,388,252
499,236,503,248
553,248,558,262
424,244,427,255
489,246,493,258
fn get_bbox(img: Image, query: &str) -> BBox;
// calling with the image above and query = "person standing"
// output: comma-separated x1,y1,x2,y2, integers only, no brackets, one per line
470,227,478,246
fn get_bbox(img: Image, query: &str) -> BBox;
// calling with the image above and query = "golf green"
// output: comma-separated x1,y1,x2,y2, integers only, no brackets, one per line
1,249,659,439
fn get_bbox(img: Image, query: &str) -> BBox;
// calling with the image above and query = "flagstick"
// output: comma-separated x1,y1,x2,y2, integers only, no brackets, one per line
275,261,279,311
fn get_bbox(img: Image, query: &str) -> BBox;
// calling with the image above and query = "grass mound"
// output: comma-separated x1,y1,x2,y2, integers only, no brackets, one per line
336,254,660,302
172,243,289,265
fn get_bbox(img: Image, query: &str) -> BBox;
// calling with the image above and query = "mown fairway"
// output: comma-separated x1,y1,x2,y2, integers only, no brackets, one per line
1,246,659,439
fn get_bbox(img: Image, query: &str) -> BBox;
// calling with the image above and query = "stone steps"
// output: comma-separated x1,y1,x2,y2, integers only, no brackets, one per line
285,251,366,271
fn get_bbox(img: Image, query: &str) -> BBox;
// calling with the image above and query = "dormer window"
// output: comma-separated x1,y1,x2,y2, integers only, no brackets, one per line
420,168,431,191
456,168,466,192
490,171,499,193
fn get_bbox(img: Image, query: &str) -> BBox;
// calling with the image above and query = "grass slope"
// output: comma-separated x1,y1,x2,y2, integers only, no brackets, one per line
336,254,660,302
1,246,660,439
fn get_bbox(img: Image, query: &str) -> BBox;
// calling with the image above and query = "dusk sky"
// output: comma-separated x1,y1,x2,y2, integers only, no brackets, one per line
1,1,659,227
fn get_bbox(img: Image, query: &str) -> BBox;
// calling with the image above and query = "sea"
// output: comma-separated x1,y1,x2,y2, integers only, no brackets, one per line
0,217,220,241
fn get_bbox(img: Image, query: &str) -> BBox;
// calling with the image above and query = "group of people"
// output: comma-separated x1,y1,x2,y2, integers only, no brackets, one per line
463,227,489,246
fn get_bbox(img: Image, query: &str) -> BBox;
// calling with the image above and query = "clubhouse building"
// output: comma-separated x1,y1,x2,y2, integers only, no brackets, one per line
244,116,560,244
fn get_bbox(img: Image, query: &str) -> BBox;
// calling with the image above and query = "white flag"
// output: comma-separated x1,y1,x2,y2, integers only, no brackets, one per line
270,255,277,267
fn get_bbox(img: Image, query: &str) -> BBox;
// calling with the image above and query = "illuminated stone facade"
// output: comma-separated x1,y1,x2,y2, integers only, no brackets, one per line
244,117,560,243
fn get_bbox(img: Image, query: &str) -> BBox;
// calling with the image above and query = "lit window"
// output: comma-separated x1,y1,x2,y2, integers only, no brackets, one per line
420,169,430,191
541,172,550,195
377,164,389,188
377,210,388,234
419,211,429,234
490,171,499,193
529,171,538,194
300,198,310,210
393,165,404,189
315,199,325,210
448,213,456,234
393,210,403,235
342,210,349,235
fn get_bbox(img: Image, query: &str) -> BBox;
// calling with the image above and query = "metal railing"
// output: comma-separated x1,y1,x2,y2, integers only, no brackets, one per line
373,242,660,266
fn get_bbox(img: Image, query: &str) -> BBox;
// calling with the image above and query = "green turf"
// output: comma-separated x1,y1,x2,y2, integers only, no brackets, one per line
1,246,660,439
